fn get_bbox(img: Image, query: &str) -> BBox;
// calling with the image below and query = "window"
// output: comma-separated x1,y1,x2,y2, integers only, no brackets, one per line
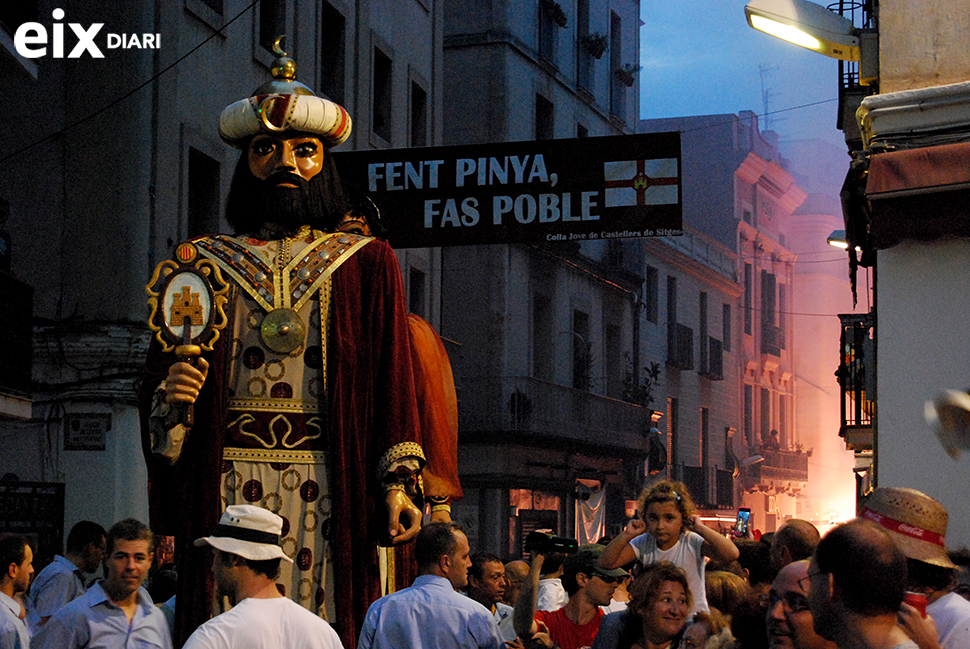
646,266,659,323
744,384,753,450
667,397,679,477
761,271,776,327
572,310,590,391
606,322,622,399
408,267,426,319
666,276,677,324
778,282,787,350
779,393,788,447
760,387,771,446
533,295,553,381
259,0,285,53
538,1,558,63
410,81,428,147
722,303,732,352
187,148,220,238
609,12,624,119
576,0,592,90
373,47,392,142
761,271,779,355
536,93,554,141
700,407,709,467
319,3,346,103
699,292,708,373
743,263,752,335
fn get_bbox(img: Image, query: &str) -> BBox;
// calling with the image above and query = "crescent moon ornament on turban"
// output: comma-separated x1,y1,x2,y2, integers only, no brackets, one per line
218,38,352,148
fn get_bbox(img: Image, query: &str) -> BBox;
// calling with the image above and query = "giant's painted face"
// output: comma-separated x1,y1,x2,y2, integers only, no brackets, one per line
247,134,326,184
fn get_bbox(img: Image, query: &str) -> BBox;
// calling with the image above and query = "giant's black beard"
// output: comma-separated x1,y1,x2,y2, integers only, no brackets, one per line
252,172,312,239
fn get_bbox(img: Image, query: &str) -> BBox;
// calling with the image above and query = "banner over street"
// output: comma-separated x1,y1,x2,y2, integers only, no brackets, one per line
334,132,682,248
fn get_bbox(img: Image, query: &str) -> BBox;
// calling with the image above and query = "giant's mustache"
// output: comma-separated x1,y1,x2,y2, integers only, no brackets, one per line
264,171,310,192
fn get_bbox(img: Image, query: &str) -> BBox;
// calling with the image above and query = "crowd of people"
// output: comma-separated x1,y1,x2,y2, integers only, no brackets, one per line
3,481,970,649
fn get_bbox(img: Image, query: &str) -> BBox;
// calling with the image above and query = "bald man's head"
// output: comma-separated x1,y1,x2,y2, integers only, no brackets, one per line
770,520,821,570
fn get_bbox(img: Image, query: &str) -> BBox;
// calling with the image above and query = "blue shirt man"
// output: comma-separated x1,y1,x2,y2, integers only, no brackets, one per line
357,522,503,649
25,556,86,634
26,520,105,635
0,591,30,649
33,519,171,649
0,534,33,649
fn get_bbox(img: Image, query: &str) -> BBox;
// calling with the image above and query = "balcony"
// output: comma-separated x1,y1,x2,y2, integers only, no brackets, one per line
667,323,693,370
458,375,650,453
745,449,809,494
699,337,724,381
838,313,874,451
761,323,782,356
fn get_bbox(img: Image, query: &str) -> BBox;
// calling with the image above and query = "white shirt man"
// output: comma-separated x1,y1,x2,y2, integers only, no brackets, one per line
184,505,343,649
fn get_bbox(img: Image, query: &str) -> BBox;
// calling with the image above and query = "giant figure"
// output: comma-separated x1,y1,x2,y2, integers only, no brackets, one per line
140,49,427,648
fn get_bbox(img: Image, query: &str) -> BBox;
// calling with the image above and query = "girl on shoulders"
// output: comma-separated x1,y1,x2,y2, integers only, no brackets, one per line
597,481,739,615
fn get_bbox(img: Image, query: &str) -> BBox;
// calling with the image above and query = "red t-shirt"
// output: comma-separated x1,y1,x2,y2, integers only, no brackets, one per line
535,607,604,649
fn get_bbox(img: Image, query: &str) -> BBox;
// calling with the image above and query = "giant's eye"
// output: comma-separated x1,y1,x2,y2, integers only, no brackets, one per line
294,141,319,157
251,140,275,156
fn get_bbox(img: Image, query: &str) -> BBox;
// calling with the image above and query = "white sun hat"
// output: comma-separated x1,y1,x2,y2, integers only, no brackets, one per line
194,505,292,563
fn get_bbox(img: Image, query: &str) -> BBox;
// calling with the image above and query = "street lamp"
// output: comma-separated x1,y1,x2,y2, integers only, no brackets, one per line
744,0,859,60
826,229,861,252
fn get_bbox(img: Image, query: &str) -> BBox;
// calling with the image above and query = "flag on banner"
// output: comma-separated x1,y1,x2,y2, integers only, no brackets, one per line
604,158,679,207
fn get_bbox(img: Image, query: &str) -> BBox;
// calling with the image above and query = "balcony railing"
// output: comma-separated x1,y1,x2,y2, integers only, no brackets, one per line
667,323,693,370
746,449,809,486
459,375,650,452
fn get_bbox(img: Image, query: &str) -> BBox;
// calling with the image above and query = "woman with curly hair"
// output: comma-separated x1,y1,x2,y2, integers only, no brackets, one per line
592,562,690,649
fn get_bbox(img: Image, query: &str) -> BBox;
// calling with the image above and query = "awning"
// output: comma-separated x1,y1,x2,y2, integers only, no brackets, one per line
866,141,970,249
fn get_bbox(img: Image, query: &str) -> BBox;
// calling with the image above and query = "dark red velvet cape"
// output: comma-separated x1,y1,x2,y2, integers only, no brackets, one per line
139,239,420,649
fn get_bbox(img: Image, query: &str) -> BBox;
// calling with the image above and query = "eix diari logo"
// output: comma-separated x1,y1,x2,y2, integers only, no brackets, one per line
14,8,161,59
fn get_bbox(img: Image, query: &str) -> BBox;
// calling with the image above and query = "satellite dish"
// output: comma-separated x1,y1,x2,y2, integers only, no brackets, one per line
925,390,970,459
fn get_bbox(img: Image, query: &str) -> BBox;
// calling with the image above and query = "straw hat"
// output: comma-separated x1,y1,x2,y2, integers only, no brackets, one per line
194,505,293,563
859,487,957,569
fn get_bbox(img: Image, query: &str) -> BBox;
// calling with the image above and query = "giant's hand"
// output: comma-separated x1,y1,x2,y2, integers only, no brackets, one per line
163,359,209,405
385,489,422,544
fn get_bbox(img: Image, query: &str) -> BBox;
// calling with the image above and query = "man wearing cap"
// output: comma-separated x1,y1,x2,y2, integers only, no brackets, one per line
767,560,836,649
0,534,33,649
183,505,343,649
34,519,171,649
358,522,504,649
140,47,424,647
806,519,916,649
514,544,628,649
860,487,970,649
